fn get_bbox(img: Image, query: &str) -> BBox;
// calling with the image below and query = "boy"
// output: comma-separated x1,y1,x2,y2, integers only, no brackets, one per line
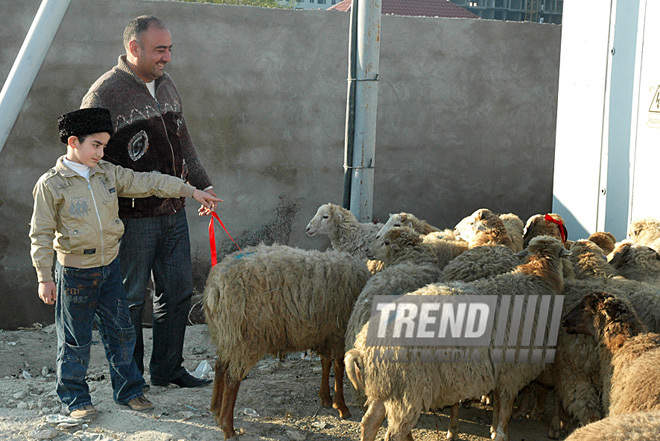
29,108,220,419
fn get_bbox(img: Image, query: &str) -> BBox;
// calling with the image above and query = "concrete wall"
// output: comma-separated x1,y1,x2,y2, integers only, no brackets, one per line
0,0,561,329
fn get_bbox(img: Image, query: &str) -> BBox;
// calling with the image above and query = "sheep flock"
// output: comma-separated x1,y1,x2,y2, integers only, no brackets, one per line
201,202,660,441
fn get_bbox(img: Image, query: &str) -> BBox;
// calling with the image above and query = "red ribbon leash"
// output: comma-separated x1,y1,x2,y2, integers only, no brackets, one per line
209,212,241,266
543,213,567,243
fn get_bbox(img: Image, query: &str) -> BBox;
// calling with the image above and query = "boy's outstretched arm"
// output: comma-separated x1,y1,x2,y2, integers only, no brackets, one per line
39,281,56,305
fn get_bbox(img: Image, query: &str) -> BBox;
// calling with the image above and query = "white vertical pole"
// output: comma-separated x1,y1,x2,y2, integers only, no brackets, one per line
0,0,71,154
349,0,381,222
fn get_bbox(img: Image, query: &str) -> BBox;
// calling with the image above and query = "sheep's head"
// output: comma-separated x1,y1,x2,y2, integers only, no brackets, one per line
562,292,636,340
628,217,660,240
523,213,568,247
454,208,501,243
367,227,421,263
306,203,340,236
609,242,660,279
569,239,609,264
587,231,616,255
516,235,570,260
376,212,413,239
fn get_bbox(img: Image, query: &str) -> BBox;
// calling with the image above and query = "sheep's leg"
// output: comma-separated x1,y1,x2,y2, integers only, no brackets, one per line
332,356,351,418
446,402,460,440
490,392,499,435
361,399,386,441
511,384,531,420
319,354,333,408
547,395,564,440
219,373,241,440
530,384,547,420
210,359,227,424
384,401,421,441
491,392,514,441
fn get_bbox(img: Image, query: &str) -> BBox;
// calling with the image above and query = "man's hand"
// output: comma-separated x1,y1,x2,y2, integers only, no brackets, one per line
39,281,57,305
193,188,222,215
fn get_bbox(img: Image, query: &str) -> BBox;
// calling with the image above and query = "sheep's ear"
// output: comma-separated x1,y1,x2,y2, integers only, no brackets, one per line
608,243,630,265
478,210,488,220
559,248,571,257
515,250,529,258
390,243,401,253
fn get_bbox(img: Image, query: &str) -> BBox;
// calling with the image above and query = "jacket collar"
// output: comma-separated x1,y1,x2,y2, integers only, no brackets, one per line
55,155,107,178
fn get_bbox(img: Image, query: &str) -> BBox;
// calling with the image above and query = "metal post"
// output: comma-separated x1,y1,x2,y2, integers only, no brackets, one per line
0,0,71,154
348,0,381,222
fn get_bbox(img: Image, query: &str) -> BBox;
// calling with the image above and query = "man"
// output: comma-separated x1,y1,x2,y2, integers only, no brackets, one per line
81,16,215,388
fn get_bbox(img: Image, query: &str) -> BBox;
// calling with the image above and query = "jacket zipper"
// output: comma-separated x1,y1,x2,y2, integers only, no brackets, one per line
154,89,179,213
87,178,105,265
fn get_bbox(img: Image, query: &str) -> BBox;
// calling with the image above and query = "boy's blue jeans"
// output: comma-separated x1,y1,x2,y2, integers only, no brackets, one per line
54,258,145,412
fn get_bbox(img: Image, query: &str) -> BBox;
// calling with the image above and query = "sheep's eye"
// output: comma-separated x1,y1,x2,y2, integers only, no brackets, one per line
384,240,390,246
323,215,329,219
394,223,401,227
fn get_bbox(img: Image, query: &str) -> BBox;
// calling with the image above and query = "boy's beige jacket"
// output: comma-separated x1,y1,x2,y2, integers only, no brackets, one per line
30,156,195,282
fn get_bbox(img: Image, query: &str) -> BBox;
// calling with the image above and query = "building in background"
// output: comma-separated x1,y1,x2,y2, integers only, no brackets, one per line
326,0,478,18
449,0,562,24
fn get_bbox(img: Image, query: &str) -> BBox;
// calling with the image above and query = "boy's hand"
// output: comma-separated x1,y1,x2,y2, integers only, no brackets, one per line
193,188,222,216
39,281,57,305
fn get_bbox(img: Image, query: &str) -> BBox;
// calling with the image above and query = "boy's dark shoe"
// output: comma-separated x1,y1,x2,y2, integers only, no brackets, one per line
122,395,154,411
70,405,98,420
152,371,212,388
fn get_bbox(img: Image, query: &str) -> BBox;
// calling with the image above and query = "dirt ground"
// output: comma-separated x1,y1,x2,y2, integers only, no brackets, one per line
0,323,563,441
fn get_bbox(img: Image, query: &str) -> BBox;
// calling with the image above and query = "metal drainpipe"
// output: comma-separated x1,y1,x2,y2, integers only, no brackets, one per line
0,0,71,155
344,0,381,222
342,0,360,210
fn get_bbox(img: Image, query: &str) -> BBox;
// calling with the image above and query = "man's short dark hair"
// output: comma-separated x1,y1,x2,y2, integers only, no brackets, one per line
123,15,167,50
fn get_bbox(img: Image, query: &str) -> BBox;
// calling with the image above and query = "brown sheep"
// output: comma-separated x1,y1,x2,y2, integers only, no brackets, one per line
563,291,660,416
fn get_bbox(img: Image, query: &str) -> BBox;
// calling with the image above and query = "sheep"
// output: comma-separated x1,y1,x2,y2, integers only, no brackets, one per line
523,213,571,249
587,231,617,255
454,208,520,252
569,240,619,279
563,291,660,416
376,212,443,238
546,240,660,435
345,236,569,441
564,410,660,441
203,244,371,439
420,232,469,270
628,217,660,253
305,202,384,272
608,241,660,286
499,212,525,253
345,226,442,353
439,246,521,284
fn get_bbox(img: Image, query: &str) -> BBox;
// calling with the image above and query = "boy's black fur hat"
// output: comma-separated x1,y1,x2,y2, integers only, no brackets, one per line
58,108,113,143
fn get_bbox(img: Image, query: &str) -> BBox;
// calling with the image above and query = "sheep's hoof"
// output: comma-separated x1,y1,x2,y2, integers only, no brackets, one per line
334,403,351,419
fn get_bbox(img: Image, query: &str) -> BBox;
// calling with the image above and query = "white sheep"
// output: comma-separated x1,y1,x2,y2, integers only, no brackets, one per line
628,217,660,253
306,202,384,272
345,236,569,441
376,212,443,239
608,241,660,287
440,245,521,284
499,212,525,253
563,291,660,416
203,244,371,439
564,410,660,441
454,208,521,252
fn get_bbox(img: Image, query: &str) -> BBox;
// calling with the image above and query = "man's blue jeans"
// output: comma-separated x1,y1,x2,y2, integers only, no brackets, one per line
54,258,145,412
119,210,193,383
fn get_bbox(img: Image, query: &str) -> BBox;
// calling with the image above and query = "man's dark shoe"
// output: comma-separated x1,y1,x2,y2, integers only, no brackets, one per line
152,371,212,388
